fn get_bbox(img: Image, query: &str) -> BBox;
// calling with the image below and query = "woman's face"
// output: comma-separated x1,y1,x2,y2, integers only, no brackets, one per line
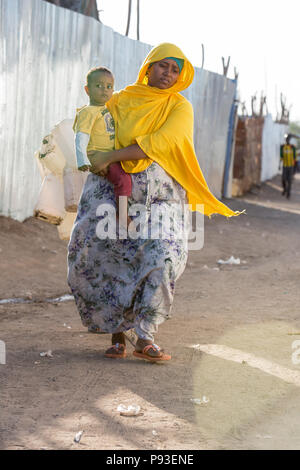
147,59,180,89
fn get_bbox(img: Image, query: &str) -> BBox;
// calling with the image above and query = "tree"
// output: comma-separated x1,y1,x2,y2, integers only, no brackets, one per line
43,0,99,21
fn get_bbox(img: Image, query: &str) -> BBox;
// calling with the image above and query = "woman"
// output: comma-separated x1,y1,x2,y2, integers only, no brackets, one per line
68,43,241,362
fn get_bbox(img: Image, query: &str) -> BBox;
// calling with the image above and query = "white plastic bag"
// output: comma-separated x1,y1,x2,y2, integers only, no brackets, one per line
57,212,77,240
51,119,77,169
34,174,65,225
39,134,66,176
63,168,88,212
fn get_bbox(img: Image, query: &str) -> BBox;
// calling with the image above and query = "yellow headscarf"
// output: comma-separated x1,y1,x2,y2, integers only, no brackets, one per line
106,43,241,217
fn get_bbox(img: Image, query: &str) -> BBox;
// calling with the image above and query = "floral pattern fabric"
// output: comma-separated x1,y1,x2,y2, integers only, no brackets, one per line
67,162,189,338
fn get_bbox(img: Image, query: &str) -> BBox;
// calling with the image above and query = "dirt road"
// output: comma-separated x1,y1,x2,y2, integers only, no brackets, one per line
0,173,300,450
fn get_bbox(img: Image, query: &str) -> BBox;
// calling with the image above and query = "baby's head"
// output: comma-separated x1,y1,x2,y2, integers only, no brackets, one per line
85,67,114,106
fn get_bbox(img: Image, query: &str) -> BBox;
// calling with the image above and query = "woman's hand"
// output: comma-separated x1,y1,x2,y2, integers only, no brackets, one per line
87,150,112,175
87,144,148,176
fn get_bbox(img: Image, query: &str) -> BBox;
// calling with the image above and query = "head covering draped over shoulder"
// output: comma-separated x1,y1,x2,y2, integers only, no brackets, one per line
138,43,193,92
106,43,241,217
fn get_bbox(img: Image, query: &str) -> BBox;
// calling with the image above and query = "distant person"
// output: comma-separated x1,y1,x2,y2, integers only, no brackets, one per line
295,150,300,173
280,136,297,199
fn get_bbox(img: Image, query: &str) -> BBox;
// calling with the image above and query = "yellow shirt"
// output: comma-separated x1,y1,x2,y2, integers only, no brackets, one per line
73,105,115,152
281,144,296,167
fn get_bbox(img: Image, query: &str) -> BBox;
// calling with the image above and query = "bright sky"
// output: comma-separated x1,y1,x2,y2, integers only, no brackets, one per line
98,0,300,122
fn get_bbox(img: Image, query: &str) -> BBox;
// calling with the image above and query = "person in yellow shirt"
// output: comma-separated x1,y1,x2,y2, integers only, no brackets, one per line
280,135,297,199
69,44,242,363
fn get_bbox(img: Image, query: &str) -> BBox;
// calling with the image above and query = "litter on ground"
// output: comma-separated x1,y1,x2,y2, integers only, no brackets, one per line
218,256,241,265
190,396,210,405
74,431,83,443
117,404,141,416
202,265,220,271
39,350,53,358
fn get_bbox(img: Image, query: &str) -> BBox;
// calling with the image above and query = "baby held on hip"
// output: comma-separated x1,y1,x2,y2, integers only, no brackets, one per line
73,65,132,222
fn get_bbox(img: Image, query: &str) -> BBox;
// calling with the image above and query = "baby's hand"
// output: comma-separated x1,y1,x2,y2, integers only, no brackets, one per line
87,150,111,172
78,165,91,172
89,165,109,177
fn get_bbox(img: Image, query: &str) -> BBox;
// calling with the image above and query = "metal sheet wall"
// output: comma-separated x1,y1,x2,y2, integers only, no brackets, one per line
183,70,236,197
261,114,288,182
0,0,235,221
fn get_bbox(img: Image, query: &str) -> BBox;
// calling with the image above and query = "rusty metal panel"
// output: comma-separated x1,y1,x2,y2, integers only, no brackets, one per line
232,117,264,196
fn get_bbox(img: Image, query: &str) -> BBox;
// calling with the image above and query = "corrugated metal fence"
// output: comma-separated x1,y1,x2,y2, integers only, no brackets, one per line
0,0,236,221
261,114,288,182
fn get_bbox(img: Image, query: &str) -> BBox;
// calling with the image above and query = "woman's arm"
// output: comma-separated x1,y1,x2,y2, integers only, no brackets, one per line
88,144,147,174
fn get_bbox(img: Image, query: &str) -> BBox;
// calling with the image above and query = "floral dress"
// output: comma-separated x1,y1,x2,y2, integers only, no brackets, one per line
67,162,189,341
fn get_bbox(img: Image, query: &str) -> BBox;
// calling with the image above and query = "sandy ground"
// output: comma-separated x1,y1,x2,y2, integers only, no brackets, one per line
0,173,300,451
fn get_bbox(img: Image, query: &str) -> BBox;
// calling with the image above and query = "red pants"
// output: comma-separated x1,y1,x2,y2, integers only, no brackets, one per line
106,163,132,198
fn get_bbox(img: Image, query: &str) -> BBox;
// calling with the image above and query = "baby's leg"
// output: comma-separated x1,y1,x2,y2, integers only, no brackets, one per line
107,163,132,196
107,163,132,227
116,196,131,228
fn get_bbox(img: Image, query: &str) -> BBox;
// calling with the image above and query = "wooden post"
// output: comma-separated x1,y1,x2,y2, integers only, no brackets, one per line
240,101,248,116
222,56,231,77
251,93,258,117
259,92,268,116
125,0,132,36
137,0,140,40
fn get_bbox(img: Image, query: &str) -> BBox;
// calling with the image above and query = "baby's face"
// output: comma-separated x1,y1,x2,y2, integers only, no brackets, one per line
86,72,114,106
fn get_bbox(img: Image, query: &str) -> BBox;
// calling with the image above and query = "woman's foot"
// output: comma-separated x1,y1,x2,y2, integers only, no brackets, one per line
133,338,171,362
104,333,127,359
112,332,126,345
88,325,103,334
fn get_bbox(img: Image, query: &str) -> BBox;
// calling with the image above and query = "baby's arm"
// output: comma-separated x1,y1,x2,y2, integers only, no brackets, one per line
75,133,109,175
75,132,91,171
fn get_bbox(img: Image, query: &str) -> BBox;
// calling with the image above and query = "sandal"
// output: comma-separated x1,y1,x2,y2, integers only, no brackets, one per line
88,325,104,334
133,344,171,362
104,343,127,359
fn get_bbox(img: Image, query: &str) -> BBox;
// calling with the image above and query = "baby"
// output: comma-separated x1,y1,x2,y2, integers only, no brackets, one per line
73,66,132,221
